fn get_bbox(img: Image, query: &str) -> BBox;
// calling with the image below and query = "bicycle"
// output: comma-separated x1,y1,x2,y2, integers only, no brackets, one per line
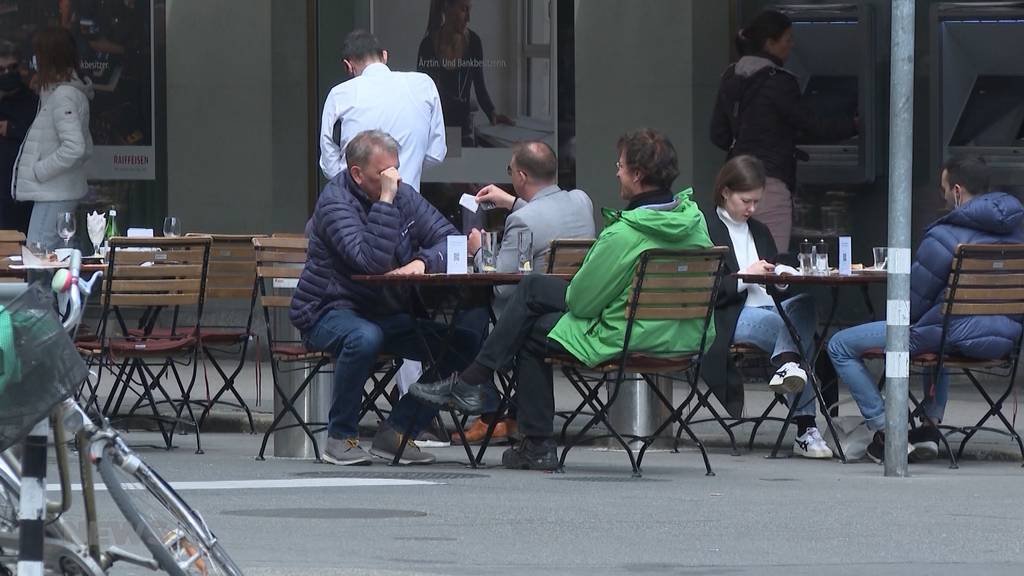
0,251,243,575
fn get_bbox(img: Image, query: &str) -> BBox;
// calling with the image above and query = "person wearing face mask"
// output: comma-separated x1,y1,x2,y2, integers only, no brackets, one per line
828,156,1024,464
13,26,93,251
0,41,37,233
702,155,832,459
710,9,858,253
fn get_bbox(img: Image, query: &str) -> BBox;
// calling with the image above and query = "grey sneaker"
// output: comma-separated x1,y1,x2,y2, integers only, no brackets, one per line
323,437,371,466
370,422,436,465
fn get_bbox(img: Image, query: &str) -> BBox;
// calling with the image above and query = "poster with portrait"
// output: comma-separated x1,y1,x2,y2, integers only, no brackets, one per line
369,0,557,185
0,0,155,180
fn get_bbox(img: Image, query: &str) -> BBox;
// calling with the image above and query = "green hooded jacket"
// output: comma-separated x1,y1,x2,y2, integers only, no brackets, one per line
547,189,715,367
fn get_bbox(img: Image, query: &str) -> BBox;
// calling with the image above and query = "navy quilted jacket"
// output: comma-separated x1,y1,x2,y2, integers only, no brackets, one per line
290,171,457,334
910,192,1024,358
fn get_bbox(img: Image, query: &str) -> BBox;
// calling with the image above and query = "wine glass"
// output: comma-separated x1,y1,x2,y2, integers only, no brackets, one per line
163,216,181,238
57,211,76,248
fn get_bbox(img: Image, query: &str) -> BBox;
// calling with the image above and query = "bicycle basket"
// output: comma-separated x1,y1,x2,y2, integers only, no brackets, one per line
0,283,88,452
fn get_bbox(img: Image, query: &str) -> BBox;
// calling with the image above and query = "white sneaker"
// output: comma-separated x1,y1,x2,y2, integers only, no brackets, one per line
793,427,834,459
769,362,807,394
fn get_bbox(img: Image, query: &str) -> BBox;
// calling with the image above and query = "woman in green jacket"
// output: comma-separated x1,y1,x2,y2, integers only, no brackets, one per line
409,129,715,470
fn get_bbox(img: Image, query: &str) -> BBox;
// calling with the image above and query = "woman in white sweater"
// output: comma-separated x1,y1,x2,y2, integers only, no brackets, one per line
14,26,93,250
703,155,831,459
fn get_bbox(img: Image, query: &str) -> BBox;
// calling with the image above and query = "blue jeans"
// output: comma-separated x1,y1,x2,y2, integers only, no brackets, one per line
732,293,818,417
303,308,483,440
827,321,948,431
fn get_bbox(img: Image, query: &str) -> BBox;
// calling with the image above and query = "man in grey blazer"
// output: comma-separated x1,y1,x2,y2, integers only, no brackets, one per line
470,142,596,316
456,141,596,444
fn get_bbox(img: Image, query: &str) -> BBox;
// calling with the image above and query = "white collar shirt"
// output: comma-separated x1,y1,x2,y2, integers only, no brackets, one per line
319,63,447,192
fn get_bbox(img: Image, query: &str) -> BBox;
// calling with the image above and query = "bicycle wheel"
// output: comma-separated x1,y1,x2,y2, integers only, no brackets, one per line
97,446,243,576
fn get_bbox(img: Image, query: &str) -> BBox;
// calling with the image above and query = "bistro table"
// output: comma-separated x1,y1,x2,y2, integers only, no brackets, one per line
733,270,888,462
352,272,572,467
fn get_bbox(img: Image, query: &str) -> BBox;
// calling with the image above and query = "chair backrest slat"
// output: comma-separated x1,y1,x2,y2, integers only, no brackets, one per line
545,239,594,275
630,247,728,324
253,237,308,318
187,233,265,302
946,244,1024,318
106,236,211,308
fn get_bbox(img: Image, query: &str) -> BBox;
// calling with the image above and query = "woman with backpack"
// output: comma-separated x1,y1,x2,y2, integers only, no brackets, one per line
710,9,857,253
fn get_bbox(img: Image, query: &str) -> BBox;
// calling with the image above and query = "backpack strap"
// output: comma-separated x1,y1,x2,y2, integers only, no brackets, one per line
727,66,778,151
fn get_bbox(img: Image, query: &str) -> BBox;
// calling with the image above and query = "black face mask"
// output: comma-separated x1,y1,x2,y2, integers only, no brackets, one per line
0,72,21,92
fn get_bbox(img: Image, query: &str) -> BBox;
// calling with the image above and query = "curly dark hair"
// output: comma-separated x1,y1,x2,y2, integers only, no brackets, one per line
617,129,679,191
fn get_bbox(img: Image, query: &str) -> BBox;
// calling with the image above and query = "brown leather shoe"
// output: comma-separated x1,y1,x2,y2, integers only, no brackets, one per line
451,418,517,445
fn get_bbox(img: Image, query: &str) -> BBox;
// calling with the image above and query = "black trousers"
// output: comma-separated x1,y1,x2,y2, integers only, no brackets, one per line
476,274,570,439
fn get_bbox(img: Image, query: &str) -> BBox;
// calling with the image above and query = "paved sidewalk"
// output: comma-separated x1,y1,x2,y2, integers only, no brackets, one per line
89,359,1024,463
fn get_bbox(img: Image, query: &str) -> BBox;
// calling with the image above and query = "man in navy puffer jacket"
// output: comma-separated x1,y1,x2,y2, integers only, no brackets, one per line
829,156,1024,463
291,130,485,466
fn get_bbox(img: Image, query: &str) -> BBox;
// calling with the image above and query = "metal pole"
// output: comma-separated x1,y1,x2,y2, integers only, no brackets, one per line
884,0,915,477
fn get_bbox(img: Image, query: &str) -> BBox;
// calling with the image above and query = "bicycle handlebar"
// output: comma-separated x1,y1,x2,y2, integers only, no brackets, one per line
52,250,102,334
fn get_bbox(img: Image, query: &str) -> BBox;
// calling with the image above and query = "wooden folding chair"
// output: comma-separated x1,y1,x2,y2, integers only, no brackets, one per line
90,236,212,452
866,244,1024,467
184,233,267,433
545,239,595,275
548,247,728,476
252,237,401,461
0,230,25,280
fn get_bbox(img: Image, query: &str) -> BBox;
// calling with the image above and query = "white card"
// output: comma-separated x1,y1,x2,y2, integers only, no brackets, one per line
446,235,468,274
459,194,479,213
127,228,154,238
839,236,852,276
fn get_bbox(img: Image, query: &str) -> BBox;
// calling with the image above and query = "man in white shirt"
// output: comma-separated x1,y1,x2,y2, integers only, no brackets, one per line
319,30,447,192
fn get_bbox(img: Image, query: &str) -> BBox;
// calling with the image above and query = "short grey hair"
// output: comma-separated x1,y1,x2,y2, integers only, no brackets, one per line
345,130,400,169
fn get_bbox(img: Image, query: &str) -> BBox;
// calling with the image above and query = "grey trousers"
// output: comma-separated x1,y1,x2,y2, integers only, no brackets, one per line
758,177,792,253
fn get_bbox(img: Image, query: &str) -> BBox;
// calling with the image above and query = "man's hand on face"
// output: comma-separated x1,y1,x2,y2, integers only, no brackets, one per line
468,228,482,255
386,259,426,276
475,184,516,211
379,167,401,204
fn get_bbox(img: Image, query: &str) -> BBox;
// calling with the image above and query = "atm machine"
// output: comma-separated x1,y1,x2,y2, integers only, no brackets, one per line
932,2,1024,189
775,3,876,187
738,2,877,237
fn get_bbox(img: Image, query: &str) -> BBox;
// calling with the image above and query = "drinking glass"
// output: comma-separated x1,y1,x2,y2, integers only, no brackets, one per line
517,231,533,273
57,212,76,248
27,241,46,259
872,247,888,270
163,216,182,238
479,231,498,272
814,245,829,275
798,239,814,275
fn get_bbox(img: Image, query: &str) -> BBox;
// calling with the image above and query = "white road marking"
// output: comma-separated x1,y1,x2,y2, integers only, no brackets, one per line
47,478,440,492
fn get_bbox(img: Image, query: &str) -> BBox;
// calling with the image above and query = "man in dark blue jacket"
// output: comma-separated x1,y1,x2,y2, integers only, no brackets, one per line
828,156,1024,463
291,129,485,466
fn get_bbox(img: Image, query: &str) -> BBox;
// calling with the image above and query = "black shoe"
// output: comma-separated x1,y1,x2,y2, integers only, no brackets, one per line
450,379,500,415
909,426,941,461
866,434,885,464
502,438,558,471
865,432,913,464
407,375,458,408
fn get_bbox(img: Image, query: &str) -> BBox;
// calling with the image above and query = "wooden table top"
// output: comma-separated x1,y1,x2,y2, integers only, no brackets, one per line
733,270,887,286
